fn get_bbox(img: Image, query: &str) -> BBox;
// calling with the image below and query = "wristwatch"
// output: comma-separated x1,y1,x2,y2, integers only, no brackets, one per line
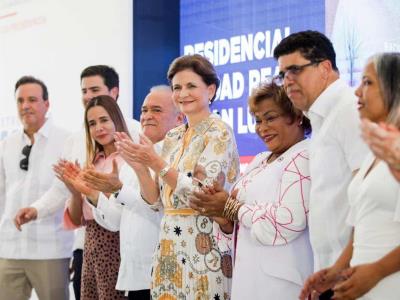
159,164,170,178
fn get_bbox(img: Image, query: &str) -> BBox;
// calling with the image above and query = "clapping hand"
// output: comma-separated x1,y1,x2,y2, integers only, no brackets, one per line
189,180,229,217
53,159,98,201
361,119,400,181
361,119,400,160
82,159,122,195
53,159,81,195
115,132,153,172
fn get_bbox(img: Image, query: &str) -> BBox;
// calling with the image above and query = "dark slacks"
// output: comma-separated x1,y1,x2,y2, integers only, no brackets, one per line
71,249,83,300
128,289,150,300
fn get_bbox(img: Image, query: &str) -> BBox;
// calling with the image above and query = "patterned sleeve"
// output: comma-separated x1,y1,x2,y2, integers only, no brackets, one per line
237,150,310,246
212,221,233,253
174,122,239,203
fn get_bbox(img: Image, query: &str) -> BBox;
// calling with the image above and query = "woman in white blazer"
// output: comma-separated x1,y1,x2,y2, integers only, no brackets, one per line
190,81,314,299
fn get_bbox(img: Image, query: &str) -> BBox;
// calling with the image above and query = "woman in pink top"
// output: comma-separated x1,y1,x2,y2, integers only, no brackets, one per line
56,95,129,299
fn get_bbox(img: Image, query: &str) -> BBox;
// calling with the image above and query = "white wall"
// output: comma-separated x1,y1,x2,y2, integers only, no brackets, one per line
0,0,134,138
0,1,133,298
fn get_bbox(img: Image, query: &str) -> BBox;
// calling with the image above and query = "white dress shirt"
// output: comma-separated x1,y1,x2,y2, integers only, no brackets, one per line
306,79,369,270
91,142,162,292
30,117,141,251
0,119,73,259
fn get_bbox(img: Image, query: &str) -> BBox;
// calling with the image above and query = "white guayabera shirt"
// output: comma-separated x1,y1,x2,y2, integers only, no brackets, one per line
90,142,163,293
0,118,73,259
306,79,369,270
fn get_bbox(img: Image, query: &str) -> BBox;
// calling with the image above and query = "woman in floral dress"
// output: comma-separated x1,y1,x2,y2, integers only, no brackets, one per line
116,54,240,300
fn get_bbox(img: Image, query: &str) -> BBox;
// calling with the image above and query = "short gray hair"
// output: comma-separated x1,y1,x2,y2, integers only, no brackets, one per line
149,85,171,93
370,52,400,125
147,84,180,115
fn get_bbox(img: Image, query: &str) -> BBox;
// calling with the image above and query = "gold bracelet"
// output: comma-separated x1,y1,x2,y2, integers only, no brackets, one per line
222,195,242,221
222,196,234,217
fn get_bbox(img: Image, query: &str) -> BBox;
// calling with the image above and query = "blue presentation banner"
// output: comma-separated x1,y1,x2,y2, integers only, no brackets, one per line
180,0,325,161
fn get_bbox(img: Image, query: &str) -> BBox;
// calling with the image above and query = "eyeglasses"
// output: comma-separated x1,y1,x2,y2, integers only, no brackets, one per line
274,60,324,86
19,145,32,171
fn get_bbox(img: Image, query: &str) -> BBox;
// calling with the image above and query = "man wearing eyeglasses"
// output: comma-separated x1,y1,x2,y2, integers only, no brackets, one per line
273,31,369,299
0,76,72,300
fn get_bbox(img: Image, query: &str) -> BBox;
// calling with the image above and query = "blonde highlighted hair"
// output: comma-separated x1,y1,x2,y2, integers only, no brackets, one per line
369,53,400,126
84,95,130,165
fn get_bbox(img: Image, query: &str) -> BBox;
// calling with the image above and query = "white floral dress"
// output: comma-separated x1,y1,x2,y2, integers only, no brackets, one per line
151,114,240,300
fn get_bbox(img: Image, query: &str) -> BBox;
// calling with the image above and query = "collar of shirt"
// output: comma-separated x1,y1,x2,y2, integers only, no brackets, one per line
306,79,348,132
21,117,52,144
93,150,124,173
154,140,163,154
179,113,220,137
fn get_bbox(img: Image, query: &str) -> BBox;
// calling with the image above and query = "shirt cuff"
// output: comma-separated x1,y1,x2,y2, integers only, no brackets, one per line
90,193,122,232
30,201,48,219
114,185,139,208
62,207,80,230
96,193,109,210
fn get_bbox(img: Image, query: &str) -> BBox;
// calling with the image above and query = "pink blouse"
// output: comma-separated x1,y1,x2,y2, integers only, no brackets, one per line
63,151,123,230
